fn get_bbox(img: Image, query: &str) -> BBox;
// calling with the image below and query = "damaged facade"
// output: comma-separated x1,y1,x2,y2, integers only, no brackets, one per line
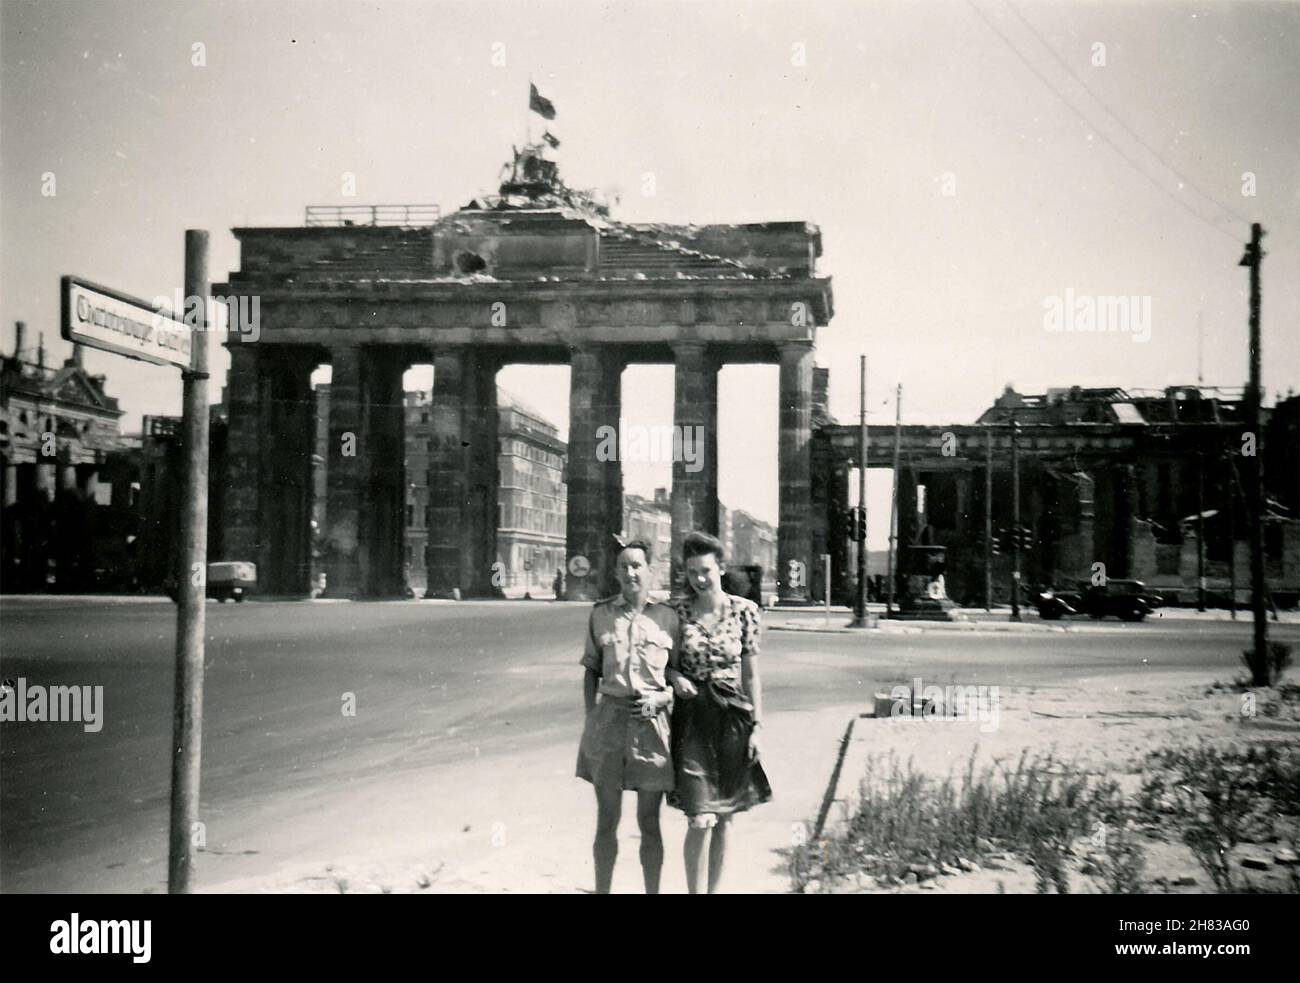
813,384,1300,607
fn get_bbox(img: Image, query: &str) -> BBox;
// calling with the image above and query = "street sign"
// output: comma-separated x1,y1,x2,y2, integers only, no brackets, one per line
61,275,193,368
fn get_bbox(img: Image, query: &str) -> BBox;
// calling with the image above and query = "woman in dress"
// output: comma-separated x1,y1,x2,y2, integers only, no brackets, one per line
666,531,772,894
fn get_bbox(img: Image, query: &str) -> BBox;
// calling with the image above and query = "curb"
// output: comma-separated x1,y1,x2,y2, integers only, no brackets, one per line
769,621,1070,635
813,718,857,839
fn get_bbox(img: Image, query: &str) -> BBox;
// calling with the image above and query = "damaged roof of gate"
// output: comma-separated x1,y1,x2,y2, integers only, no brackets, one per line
227,209,825,285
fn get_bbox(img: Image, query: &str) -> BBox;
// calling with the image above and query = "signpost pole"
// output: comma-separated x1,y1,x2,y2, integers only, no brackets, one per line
167,230,211,894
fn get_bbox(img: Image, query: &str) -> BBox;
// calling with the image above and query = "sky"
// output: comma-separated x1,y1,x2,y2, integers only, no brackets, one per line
3,0,1297,542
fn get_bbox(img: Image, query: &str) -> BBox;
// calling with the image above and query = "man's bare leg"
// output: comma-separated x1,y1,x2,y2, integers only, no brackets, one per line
636,790,664,894
593,784,622,894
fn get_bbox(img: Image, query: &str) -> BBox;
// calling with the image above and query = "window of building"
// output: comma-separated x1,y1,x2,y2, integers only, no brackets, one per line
406,504,414,527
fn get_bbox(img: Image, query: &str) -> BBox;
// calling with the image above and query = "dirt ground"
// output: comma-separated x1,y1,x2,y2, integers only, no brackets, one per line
817,669,1300,894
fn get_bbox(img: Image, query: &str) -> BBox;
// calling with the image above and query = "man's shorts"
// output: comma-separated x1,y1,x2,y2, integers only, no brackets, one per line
576,695,674,792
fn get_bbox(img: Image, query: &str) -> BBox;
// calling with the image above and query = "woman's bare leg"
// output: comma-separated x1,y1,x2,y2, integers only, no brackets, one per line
636,790,664,894
684,814,717,894
684,823,709,894
593,785,622,894
707,816,731,893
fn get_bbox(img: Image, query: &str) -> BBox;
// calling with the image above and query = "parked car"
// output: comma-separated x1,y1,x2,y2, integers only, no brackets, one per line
1033,579,1162,622
165,561,257,603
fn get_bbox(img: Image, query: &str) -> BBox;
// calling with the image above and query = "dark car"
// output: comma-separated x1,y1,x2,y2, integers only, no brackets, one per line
165,561,257,603
1033,579,1162,622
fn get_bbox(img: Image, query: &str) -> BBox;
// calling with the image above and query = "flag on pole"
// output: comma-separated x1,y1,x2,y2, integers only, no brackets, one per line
542,130,560,149
529,83,556,120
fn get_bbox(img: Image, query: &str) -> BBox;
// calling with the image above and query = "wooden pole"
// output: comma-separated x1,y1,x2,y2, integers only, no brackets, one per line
1010,410,1021,622
1197,450,1206,611
984,422,993,612
1227,449,1237,620
168,230,210,893
886,384,902,619
1240,223,1268,682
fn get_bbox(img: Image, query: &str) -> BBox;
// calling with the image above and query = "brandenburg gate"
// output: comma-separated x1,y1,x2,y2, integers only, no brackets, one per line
214,159,834,600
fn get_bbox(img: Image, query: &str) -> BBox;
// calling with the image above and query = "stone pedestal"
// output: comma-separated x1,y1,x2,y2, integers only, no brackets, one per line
894,544,961,620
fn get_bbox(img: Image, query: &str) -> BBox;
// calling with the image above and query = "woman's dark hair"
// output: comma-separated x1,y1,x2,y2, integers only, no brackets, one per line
681,531,725,564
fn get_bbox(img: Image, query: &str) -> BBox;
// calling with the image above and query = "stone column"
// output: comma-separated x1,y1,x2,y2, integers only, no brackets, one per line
324,345,366,597
670,342,719,593
565,347,623,601
896,468,919,588
829,464,851,605
777,340,813,602
222,344,262,565
362,348,408,598
426,349,466,598
3,463,16,508
257,349,317,596
461,349,500,597
35,460,56,503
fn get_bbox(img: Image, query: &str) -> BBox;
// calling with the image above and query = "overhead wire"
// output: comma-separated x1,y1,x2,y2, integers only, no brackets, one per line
965,0,1247,246
1005,0,1253,228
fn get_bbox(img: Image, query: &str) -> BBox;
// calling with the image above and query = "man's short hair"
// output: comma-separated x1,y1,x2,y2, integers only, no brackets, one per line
617,538,654,563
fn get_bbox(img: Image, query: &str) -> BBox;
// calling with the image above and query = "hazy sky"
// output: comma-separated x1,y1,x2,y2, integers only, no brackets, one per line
3,0,1297,538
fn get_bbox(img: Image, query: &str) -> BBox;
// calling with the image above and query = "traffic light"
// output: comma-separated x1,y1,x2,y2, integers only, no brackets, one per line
847,506,867,543
991,527,1003,555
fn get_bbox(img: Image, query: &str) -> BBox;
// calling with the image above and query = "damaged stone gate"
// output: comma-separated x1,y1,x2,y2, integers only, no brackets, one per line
215,153,834,600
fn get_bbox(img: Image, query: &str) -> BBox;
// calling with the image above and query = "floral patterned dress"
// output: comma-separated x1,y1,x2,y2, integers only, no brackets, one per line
668,593,773,816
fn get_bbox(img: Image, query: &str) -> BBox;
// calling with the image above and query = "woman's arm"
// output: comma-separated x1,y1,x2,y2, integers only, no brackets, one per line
741,655,762,723
584,667,599,714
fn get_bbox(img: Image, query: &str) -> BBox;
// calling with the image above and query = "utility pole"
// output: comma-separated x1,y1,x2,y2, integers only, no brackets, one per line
1010,409,1021,622
1196,449,1206,612
984,423,993,612
1227,449,1237,621
168,231,210,893
850,355,870,628
1239,223,1268,683
885,384,902,619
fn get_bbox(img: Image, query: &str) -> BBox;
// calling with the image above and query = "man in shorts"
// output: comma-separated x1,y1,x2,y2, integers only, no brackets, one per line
575,539,678,893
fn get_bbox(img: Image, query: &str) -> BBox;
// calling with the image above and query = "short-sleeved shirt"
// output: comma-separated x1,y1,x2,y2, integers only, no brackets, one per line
672,592,762,683
581,595,679,698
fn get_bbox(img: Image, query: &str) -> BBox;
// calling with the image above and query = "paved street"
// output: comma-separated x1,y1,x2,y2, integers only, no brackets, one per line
1,597,1295,893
